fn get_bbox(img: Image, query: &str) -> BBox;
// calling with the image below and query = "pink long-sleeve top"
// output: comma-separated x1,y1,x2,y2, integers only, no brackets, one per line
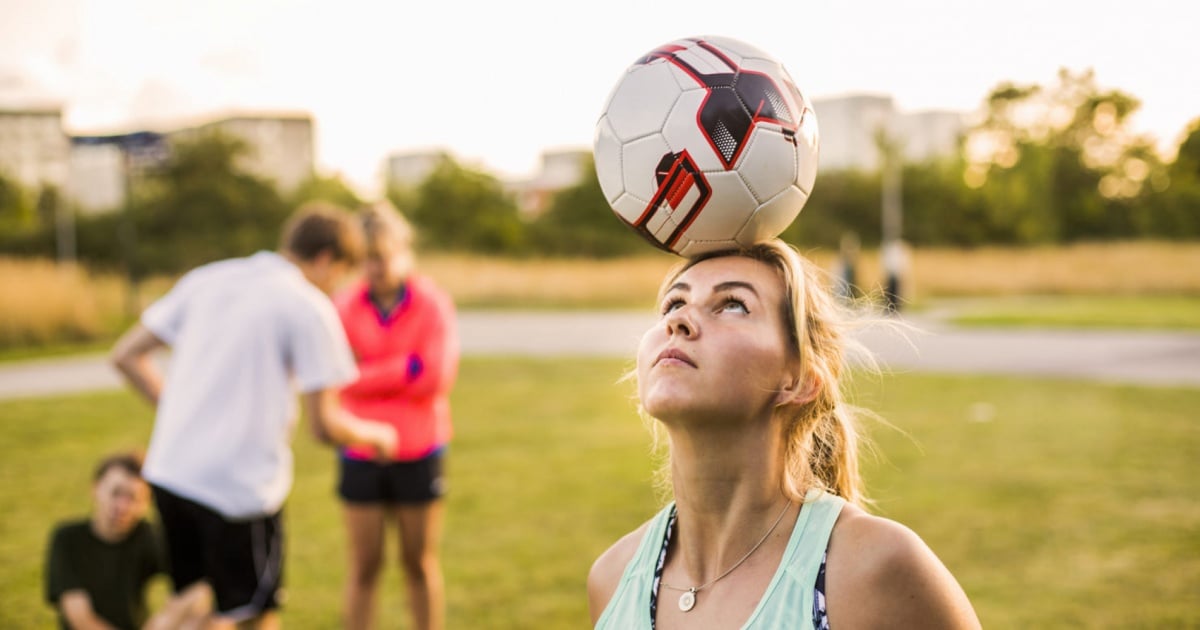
335,274,459,461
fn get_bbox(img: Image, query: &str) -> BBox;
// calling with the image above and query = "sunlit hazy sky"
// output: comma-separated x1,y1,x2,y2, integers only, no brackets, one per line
1,0,1195,195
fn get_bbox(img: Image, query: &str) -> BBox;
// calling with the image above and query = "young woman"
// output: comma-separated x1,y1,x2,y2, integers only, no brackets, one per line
334,202,460,630
588,239,980,629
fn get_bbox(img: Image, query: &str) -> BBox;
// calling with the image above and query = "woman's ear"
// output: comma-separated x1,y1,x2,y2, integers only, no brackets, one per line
776,371,821,408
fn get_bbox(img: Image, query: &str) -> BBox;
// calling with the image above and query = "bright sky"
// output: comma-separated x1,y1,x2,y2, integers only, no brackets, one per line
1,0,1195,196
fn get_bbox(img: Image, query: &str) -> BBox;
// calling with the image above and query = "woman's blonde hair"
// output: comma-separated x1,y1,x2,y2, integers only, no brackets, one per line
649,239,875,507
359,199,414,248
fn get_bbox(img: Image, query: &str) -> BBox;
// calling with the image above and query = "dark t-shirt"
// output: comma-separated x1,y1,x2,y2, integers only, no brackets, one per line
45,519,165,630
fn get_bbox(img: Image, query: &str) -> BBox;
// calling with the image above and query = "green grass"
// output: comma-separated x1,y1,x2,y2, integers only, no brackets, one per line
0,340,116,364
2,359,1198,628
938,294,1200,330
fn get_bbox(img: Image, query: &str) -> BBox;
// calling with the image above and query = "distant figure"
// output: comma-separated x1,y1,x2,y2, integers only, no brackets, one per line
882,239,910,314
45,451,211,630
832,231,861,302
110,203,398,629
335,202,460,630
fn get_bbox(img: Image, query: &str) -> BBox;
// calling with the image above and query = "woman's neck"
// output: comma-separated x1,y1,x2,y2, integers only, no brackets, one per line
370,280,406,312
665,420,790,583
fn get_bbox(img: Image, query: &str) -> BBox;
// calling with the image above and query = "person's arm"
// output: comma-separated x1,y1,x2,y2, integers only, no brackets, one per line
341,297,459,400
58,590,121,630
339,354,414,399
110,324,167,406
303,388,398,457
142,582,212,630
827,507,981,629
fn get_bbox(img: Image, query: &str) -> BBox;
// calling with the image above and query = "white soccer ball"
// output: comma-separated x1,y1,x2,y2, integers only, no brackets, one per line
593,35,819,257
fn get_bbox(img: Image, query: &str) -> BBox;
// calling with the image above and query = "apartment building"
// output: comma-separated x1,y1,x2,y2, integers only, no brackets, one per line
61,112,315,214
384,149,452,191
169,112,315,194
512,148,590,217
0,106,69,192
811,94,967,172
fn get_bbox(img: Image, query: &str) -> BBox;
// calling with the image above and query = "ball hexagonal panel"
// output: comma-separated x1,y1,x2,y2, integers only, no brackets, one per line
735,126,800,203
602,61,683,143
593,116,625,204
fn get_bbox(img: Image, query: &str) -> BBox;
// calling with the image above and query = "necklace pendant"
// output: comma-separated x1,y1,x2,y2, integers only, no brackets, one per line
678,588,696,612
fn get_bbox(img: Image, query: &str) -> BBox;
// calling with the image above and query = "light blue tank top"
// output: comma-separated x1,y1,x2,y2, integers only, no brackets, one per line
596,489,845,629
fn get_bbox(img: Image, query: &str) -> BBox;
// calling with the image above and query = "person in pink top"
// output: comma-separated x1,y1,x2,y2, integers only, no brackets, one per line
334,201,459,630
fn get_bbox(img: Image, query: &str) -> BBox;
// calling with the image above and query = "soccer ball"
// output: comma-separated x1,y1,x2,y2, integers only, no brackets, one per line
593,36,819,257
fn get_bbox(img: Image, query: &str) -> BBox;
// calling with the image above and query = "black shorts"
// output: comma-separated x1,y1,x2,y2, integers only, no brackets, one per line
337,449,446,504
150,485,283,619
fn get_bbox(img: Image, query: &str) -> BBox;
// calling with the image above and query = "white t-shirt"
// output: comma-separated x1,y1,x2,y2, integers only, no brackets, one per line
141,251,357,518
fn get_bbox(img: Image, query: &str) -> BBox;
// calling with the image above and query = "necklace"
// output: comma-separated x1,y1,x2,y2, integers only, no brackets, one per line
659,500,793,612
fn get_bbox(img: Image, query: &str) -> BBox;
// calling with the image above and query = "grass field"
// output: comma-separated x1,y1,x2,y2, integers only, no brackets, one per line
939,294,1200,330
1,358,1197,628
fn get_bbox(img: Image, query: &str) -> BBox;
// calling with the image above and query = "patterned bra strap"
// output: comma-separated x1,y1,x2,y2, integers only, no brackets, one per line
647,504,677,629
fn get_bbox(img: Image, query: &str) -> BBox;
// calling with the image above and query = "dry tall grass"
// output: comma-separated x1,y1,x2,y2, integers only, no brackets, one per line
420,253,682,309
0,258,126,347
906,241,1200,296
424,241,1200,306
2,242,1198,349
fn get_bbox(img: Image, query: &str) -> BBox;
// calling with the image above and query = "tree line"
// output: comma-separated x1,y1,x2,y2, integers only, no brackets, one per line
1,69,1197,276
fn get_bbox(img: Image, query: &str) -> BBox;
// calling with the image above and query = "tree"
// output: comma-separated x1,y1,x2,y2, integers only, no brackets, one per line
0,170,34,236
963,68,1155,241
529,155,645,257
1169,118,1200,183
395,157,525,254
901,156,992,246
1140,118,1200,238
779,169,882,248
289,173,363,210
117,131,289,275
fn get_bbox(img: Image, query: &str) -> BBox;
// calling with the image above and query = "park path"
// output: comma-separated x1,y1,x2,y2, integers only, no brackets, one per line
1,311,1198,401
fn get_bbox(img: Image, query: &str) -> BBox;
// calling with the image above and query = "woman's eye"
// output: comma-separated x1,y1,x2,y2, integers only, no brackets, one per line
721,298,749,313
661,298,685,315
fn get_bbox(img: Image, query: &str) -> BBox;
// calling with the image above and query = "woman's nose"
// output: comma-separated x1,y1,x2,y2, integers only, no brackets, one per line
665,307,696,338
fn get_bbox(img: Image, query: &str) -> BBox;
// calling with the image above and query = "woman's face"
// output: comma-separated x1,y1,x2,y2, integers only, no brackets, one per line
637,255,796,425
364,233,414,294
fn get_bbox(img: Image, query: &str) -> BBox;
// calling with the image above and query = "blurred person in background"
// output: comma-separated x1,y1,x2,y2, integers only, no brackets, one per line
45,451,212,629
588,240,979,629
832,231,861,302
110,203,398,630
882,238,910,314
334,201,459,630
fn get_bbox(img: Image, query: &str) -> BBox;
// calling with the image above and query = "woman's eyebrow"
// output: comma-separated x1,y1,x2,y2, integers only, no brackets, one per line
666,281,691,294
712,280,759,296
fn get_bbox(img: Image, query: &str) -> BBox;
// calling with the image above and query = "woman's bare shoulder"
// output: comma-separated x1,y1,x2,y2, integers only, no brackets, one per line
587,519,653,624
826,503,981,629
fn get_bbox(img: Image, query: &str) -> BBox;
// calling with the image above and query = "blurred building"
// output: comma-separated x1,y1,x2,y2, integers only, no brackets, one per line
382,147,589,218
58,112,315,214
67,139,126,214
68,131,169,214
812,94,967,171
384,149,451,191
168,112,314,194
511,148,590,217
894,109,969,163
0,106,69,192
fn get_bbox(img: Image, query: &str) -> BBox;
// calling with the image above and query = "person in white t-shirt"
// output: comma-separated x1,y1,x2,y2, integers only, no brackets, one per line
110,202,398,630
